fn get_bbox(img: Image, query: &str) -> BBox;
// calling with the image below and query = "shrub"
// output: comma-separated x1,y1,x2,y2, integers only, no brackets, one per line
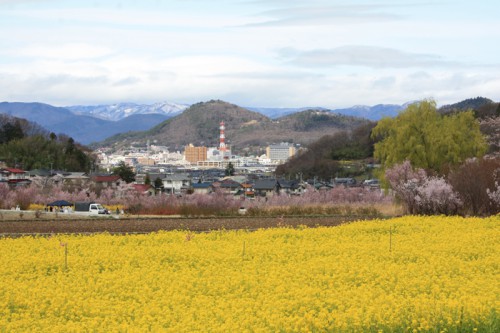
385,160,427,214
448,157,500,215
385,161,463,215
414,177,462,215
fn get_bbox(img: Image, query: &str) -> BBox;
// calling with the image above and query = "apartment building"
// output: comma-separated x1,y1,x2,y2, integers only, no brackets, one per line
184,144,207,163
266,143,296,162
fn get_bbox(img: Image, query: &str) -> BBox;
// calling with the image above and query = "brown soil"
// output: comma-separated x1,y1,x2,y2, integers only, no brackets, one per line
0,214,371,235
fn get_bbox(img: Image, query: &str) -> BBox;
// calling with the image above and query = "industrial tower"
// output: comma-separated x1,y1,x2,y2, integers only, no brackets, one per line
219,121,227,152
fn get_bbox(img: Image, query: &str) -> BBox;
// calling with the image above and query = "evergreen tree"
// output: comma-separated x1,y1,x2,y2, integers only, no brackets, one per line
112,161,136,183
225,162,235,176
154,177,163,188
0,121,24,144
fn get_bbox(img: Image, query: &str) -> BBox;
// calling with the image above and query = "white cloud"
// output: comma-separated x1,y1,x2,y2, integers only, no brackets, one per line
13,43,114,60
0,0,499,107
280,46,456,69
246,3,403,27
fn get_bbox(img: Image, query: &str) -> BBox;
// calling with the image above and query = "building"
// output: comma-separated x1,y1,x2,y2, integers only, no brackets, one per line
131,184,155,196
90,175,127,195
0,167,31,187
184,144,207,164
253,179,281,197
196,159,242,169
137,157,156,166
191,182,213,195
161,174,191,195
266,143,296,162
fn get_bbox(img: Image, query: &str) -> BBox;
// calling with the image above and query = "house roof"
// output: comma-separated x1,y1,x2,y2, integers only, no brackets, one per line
7,179,32,186
2,167,25,174
62,172,88,178
164,174,191,181
220,179,241,189
254,179,279,190
148,173,166,180
278,179,300,189
132,184,153,192
28,169,54,177
222,175,247,183
92,175,121,182
192,182,212,189
315,182,334,190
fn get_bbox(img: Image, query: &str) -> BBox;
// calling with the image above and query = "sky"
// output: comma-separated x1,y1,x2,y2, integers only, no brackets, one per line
1,0,499,108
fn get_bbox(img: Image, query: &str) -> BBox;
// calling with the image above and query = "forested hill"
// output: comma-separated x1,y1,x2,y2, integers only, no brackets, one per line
0,114,48,142
96,100,370,151
439,97,499,118
0,114,93,171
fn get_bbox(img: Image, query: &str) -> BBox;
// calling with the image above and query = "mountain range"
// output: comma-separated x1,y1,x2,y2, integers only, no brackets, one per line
98,100,371,152
67,102,405,121
66,101,188,121
0,100,405,145
0,97,495,147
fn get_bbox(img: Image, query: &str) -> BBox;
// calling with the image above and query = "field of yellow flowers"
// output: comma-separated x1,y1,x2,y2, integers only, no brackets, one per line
0,215,498,332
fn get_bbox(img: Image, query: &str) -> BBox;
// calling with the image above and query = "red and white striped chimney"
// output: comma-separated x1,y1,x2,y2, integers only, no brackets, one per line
219,121,227,152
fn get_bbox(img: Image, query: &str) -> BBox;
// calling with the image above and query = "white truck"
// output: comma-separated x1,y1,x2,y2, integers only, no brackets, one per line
74,202,109,214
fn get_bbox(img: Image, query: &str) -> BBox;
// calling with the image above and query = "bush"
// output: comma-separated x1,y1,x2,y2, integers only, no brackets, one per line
448,157,500,216
385,161,462,215
385,160,427,214
414,177,462,215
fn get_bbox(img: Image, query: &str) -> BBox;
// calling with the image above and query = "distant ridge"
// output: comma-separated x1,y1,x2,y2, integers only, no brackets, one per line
0,102,171,144
66,101,188,121
1,97,496,147
439,97,494,114
247,104,405,120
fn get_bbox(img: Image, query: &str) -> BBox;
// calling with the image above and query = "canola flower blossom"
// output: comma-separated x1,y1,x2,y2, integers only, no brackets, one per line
0,215,498,332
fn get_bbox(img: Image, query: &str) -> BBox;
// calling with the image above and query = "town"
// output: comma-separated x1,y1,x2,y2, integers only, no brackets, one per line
0,120,377,203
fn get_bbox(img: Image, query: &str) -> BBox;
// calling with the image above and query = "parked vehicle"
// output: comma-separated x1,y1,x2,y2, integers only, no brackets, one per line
363,179,380,188
334,177,357,187
74,202,109,214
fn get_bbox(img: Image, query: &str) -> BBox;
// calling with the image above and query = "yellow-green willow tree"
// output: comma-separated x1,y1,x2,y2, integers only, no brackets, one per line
371,99,487,172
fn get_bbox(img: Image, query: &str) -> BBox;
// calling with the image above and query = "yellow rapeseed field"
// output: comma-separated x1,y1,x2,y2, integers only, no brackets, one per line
0,216,498,332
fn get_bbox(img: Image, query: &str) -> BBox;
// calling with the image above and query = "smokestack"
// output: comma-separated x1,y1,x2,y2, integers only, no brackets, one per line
219,121,227,152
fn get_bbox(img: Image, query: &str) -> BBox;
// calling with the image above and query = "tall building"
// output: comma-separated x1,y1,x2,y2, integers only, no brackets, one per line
184,144,207,163
266,143,296,162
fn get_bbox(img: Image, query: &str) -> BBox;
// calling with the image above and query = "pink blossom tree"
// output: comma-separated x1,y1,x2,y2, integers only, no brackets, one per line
414,177,462,215
385,160,427,214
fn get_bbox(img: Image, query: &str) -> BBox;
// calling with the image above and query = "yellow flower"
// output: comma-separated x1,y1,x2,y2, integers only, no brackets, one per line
0,216,497,331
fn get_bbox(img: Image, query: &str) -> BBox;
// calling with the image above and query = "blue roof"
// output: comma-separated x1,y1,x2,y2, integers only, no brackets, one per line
192,182,212,189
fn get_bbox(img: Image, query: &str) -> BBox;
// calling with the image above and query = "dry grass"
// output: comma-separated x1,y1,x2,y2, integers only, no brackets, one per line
1,202,403,222
0,209,113,221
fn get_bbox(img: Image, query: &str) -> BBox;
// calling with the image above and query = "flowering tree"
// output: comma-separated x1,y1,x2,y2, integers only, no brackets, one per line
385,160,427,214
414,177,462,215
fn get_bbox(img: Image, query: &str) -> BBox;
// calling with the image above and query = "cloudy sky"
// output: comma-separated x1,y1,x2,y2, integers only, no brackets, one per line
1,0,499,108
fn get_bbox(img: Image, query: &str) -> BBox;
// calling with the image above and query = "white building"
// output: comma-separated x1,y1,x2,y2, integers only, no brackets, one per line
266,143,296,163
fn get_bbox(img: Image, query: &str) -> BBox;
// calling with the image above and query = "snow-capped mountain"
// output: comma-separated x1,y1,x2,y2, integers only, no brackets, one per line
66,101,189,121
